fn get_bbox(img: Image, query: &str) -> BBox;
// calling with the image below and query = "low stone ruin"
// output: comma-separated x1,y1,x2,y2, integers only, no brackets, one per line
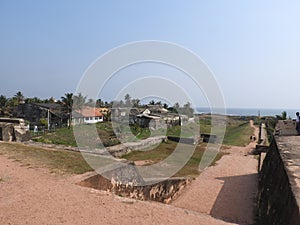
77,163,190,203
0,118,31,142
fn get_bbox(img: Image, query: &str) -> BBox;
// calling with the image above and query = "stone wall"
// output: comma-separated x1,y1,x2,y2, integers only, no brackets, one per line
78,172,190,204
257,137,300,225
0,121,30,142
106,136,167,157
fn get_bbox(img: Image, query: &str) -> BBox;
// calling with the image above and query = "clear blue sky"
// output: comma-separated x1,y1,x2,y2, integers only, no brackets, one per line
1,0,300,109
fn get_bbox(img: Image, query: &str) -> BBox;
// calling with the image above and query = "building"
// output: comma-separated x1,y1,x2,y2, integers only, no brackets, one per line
72,107,104,125
13,103,69,128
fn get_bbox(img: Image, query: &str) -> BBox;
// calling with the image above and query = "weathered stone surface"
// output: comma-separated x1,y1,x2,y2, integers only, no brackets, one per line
14,126,31,142
106,136,167,157
78,172,190,203
258,136,300,225
0,118,30,142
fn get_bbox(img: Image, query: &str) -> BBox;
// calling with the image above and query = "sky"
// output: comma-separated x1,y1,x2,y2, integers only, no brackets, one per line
1,0,300,109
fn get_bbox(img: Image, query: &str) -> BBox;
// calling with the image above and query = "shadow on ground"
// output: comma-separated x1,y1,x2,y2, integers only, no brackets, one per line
210,174,258,225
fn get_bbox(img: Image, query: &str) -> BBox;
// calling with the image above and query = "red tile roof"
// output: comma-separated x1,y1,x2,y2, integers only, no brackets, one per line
76,107,103,117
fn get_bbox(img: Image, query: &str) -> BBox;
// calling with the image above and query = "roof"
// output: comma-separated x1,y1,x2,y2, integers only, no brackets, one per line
32,103,63,110
74,107,103,118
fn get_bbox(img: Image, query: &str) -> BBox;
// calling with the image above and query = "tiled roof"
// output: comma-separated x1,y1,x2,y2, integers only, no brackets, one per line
75,107,103,117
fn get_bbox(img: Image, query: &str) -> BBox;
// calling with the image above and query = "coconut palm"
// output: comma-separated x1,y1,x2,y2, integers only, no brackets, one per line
61,93,73,128
73,93,86,111
14,91,24,105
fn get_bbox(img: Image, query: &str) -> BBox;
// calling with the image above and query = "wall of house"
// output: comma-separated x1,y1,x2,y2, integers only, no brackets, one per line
84,116,103,124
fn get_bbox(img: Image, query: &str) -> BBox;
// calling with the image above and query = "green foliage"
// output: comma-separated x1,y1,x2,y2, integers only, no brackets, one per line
0,95,7,108
39,118,48,127
282,111,287,120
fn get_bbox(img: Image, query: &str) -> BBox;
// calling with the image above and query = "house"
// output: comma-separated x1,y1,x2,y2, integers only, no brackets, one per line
136,107,181,129
111,107,142,124
13,103,68,128
72,107,104,125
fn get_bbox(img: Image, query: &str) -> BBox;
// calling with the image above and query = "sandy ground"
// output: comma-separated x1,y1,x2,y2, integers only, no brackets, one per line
0,121,259,225
172,121,259,225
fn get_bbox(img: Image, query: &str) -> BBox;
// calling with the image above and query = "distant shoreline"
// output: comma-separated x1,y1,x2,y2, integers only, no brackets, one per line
196,107,298,118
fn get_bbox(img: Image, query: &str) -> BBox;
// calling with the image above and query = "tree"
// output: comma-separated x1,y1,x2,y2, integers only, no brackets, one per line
173,102,180,110
124,93,131,105
149,100,155,105
96,99,104,107
0,95,7,108
182,102,194,118
155,101,162,106
25,97,42,103
282,111,287,120
132,98,140,108
73,93,87,111
61,93,73,128
14,91,24,105
86,98,95,107
163,103,168,109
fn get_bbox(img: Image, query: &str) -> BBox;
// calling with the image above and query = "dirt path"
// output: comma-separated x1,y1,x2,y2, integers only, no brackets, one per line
0,121,258,225
0,151,236,225
172,120,259,225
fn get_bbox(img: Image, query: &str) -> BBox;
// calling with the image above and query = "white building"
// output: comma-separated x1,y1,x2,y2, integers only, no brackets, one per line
72,107,104,125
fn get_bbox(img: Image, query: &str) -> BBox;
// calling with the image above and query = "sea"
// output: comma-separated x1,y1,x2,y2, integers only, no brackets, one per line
196,107,299,119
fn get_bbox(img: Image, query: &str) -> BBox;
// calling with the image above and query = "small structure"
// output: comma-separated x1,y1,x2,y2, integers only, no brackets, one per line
0,118,30,142
72,107,104,125
13,103,68,128
136,107,181,129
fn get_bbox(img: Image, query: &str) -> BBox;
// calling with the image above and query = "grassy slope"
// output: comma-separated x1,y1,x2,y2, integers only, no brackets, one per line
0,142,92,174
223,122,254,146
122,141,225,178
32,122,120,147
2,117,255,178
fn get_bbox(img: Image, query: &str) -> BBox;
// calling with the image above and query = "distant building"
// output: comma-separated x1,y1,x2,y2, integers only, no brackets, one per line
13,103,68,128
72,107,104,125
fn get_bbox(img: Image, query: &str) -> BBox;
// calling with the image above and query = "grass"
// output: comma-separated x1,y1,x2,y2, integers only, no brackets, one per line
223,122,254,146
122,141,226,178
0,142,93,174
32,122,120,147
2,116,255,179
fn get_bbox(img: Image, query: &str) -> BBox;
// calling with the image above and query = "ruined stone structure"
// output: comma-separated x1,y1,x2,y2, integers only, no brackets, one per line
257,120,300,225
0,118,30,142
78,168,190,203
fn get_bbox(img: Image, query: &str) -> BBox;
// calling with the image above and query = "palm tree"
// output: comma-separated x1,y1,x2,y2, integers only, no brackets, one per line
124,93,131,106
61,93,73,128
73,93,87,111
14,91,24,105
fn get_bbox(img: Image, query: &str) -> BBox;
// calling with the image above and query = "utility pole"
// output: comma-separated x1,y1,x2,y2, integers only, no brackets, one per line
47,109,50,130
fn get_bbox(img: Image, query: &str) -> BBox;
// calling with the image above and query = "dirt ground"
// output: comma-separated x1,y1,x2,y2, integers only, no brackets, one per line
0,121,259,225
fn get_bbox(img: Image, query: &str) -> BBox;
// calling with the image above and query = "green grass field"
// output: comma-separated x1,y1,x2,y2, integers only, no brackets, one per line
223,122,254,146
122,141,226,178
0,142,92,174
3,116,255,178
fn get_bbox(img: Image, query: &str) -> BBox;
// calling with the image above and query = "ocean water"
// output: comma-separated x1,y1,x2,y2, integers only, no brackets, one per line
196,107,299,119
